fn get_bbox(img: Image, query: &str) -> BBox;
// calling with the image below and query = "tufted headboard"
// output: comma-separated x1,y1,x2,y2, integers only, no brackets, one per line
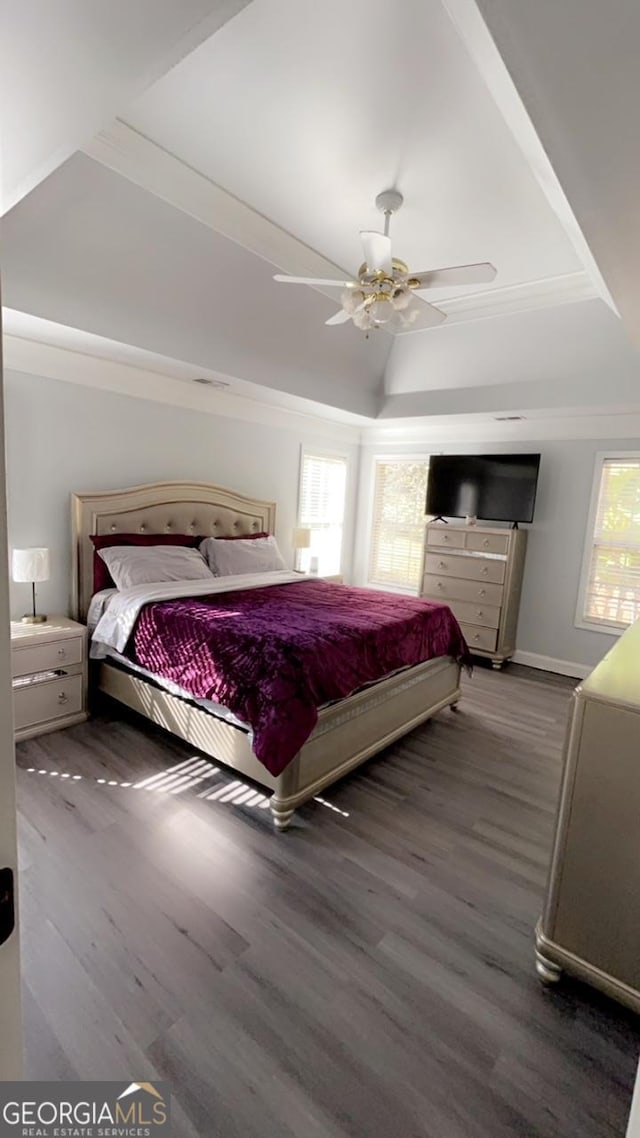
71,480,277,621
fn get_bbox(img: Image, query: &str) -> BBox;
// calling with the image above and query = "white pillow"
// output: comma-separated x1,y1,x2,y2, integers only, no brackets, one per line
200,535,286,576
97,545,214,590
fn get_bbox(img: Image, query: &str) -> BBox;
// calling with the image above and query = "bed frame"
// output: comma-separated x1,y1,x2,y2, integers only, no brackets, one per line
71,480,462,830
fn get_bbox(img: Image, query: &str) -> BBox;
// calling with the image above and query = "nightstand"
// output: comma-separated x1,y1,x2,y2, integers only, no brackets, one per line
10,616,88,741
322,575,344,583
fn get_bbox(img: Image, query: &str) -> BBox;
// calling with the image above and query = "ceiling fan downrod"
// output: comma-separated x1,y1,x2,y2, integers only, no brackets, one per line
375,188,404,237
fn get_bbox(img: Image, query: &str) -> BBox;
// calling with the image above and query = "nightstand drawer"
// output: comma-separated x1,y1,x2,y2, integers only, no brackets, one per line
13,673,83,732
424,552,506,584
459,622,498,653
422,574,504,606
448,600,501,629
11,636,83,678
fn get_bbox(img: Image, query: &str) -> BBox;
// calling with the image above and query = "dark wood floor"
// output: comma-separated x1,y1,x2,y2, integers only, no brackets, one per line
16,664,639,1138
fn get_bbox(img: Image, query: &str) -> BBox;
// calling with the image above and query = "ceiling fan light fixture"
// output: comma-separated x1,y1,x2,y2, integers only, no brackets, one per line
342,287,366,315
369,295,393,325
352,307,374,331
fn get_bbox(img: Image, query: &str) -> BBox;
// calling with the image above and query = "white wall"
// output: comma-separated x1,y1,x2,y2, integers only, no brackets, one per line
7,366,637,674
354,435,640,672
4,369,359,620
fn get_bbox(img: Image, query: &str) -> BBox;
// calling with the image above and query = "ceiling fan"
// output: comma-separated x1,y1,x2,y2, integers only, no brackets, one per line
273,189,496,333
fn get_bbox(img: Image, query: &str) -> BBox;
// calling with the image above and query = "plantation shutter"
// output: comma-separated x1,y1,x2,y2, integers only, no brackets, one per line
583,458,640,628
297,452,347,576
369,460,430,590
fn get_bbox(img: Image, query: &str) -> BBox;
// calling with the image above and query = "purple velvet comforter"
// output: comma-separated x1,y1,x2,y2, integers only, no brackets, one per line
127,579,469,776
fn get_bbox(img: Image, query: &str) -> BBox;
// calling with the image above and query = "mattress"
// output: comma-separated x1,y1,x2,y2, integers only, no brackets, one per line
100,648,250,733
89,587,251,731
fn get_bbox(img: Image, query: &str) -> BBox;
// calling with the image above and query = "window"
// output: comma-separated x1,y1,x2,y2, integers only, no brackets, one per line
577,454,640,632
368,458,430,590
297,450,348,576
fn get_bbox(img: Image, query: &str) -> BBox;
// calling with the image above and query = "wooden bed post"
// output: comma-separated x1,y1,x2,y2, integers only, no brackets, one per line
269,764,300,831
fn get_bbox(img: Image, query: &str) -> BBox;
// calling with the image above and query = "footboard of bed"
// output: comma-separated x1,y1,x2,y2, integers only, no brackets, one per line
269,656,461,827
97,655,461,831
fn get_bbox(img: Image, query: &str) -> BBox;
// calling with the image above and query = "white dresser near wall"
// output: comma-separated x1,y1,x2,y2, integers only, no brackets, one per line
420,522,528,668
535,619,640,1013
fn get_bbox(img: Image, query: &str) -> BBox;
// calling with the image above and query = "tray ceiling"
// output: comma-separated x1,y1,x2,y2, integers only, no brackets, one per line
126,0,581,298
2,0,639,428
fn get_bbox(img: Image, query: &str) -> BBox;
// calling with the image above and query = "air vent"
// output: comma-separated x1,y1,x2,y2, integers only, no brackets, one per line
193,377,230,390
493,415,525,421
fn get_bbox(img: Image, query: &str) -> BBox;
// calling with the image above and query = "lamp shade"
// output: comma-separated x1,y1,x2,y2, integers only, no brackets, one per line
292,527,311,550
12,547,50,583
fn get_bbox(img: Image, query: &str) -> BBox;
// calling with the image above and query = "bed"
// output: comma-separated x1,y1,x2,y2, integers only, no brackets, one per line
72,480,465,830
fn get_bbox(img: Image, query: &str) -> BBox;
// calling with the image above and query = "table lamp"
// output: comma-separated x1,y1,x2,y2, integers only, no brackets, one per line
12,547,50,623
292,527,311,572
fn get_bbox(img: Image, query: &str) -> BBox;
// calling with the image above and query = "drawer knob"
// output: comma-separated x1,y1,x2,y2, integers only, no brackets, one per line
482,538,489,546
473,633,481,641
442,534,449,541
57,647,66,658
478,589,486,597
57,691,68,705
481,567,488,575
437,581,443,590
438,561,446,569
476,610,484,617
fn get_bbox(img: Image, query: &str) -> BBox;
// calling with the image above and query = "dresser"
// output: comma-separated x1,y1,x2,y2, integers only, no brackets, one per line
420,522,527,668
535,620,640,1013
10,616,88,741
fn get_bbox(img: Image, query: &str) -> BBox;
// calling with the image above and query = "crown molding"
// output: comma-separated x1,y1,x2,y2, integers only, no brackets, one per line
8,330,639,446
3,334,363,445
361,412,640,446
441,0,617,316
83,120,598,330
82,119,349,306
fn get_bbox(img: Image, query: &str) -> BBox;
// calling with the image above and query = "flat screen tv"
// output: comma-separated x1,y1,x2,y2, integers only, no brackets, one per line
426,454,541,524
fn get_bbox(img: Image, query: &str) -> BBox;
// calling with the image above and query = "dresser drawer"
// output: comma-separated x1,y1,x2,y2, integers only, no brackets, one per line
12,635,83,678
422,574,504,606
465,531,510,555
424,552,506,585
426,528,466,550
459,623,498,653
448,600,501,630
13,673,83,731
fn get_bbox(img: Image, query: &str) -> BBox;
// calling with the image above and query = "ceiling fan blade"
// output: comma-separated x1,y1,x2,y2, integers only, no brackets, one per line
409,262,497,289
325,309,352,326
395,296,447,333
273,274,355,287
360,231,392,275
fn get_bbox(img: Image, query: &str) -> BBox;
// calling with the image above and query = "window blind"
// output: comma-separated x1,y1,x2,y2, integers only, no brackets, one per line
369,460,429,589
297,452,347,576
583,458,640,628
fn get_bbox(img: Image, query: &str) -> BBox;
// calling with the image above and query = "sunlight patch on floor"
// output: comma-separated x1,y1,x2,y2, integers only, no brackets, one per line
23,759,351,819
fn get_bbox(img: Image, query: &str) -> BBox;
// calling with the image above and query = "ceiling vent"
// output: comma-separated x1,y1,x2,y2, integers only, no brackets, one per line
493,414,525,421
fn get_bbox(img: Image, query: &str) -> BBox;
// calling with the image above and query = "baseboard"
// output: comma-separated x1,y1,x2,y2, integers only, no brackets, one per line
511,650,590,680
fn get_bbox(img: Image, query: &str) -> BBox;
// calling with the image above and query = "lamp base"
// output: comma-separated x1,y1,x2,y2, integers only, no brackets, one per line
21,614,47,624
